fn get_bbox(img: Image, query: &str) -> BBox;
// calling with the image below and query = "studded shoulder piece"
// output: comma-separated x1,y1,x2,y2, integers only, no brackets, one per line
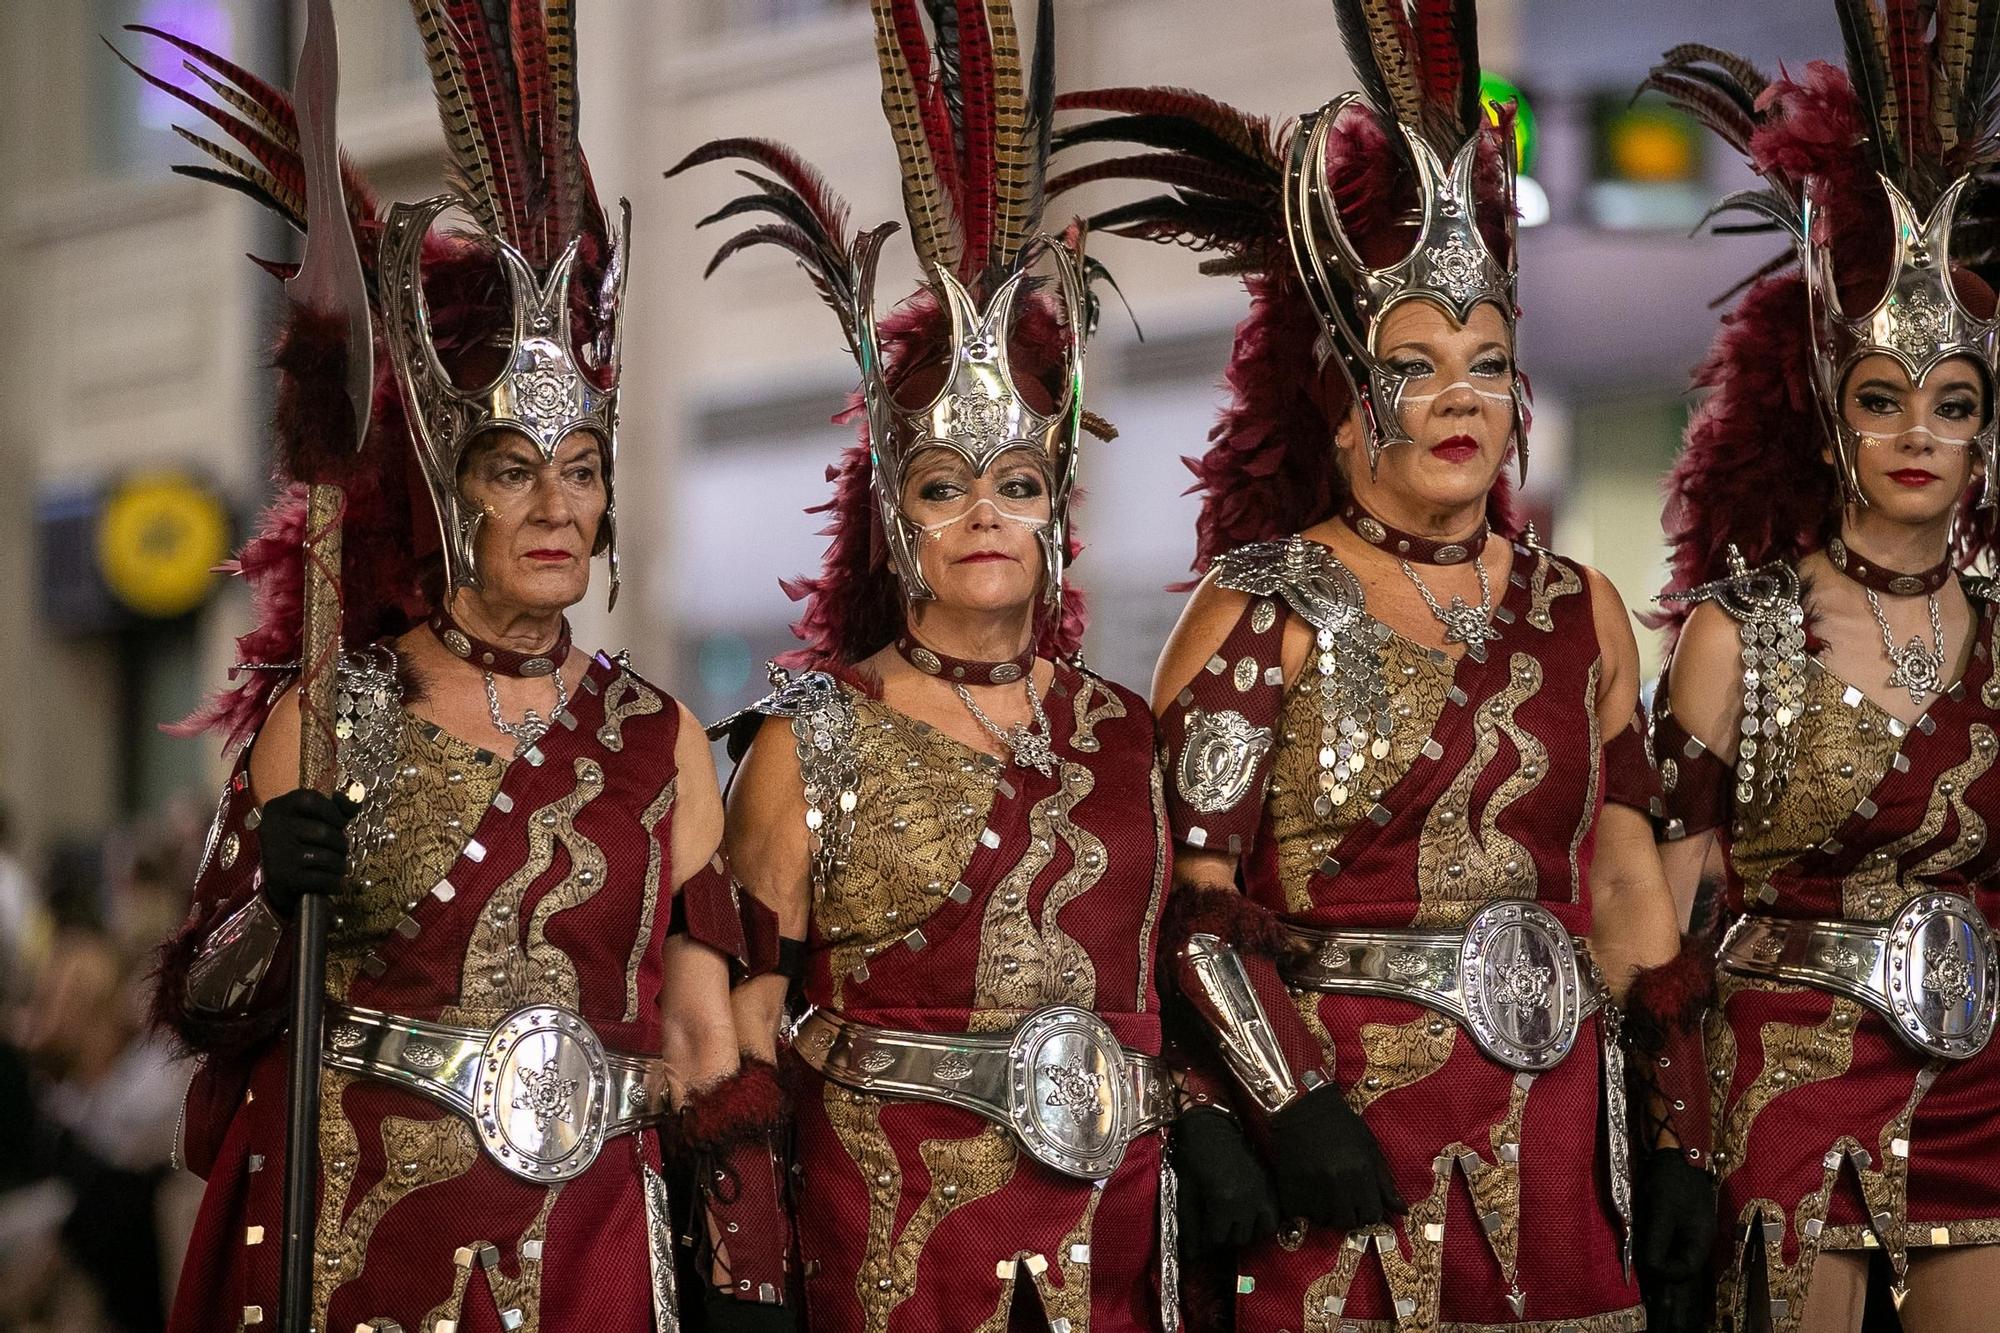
1963,573,1997,605
709,667,860,898
1658,546,1807,817
333,647,408,864
1213,537,1394,822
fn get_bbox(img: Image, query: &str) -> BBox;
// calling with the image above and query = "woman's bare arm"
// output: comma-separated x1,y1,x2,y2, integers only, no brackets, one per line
659,702,741,1104
722,715,813,1063
1583,569,1682,999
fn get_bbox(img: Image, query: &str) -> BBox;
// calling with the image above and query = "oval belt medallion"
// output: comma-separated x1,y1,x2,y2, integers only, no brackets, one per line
1176,707,1276,814
1459,901,1583,1071
1007,1006,1133,1181
475,1005,612,1182
1887,893,1999,1059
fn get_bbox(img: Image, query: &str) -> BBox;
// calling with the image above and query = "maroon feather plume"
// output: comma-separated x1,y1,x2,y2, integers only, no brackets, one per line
955,0,998,266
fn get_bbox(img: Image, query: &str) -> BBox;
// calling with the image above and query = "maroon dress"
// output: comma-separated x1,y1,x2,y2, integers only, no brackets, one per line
157,652,696,1333
765,660,1172,1333
1163,536,1650,1331
1656,567,2000,1330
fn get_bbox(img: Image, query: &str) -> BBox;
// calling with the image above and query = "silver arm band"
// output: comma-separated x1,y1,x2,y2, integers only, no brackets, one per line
185,892,284,1015
1180,932,1310,1115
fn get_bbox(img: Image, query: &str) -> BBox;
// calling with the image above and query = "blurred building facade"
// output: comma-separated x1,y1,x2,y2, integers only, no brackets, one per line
0,0,1842,866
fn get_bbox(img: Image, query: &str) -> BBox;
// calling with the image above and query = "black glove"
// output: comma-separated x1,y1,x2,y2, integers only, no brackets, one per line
1634,1147,1716,1333
1173,1107,1280,1255
1267,1084,1405,1231
256,788,357,918
699,1285,799,1333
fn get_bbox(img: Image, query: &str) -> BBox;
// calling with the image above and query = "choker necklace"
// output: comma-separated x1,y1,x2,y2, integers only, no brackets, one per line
1342,502,1489,566
432,608,571,679
894,635,1035,686
1828,536,1951,597
1400,553,1499,658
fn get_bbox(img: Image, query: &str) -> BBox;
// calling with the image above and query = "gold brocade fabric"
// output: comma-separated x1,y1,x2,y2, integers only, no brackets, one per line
1268,633,1453,914
313,1069,481,1331
1729,664,1902,907
1837,723,1998,920
328,719,505,1001
1413,653,1550,926
820,691,1000,1005
448,756,611,1024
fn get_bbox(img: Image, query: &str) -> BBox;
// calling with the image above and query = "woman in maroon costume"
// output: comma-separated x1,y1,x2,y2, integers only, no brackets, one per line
668,4,1175,1331
127,9,744,1331
1050,2,1698,1329
1648,12,2000,1330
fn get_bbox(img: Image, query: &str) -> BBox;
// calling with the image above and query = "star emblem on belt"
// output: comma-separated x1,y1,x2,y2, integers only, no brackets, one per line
513,1058,580,1133
1039,1061,1106,1128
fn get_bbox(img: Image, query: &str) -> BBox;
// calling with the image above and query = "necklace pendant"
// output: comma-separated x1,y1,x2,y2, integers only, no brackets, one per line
1441,597,1499,651
1008,727,1058,778
1887,636,1943,705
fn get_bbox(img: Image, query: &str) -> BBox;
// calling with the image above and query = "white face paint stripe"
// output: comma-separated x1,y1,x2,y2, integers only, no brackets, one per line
1856,426,1976,446
1398,380,1514,406
914,496,1049,538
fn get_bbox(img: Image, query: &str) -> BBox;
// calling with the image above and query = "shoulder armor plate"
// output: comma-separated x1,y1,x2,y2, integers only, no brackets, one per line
1963,574,1997,605
1210,537,1367,637
1658,546,1802,626
709,667,859,895
706,666,847,757
1212,538,1391,816
1659,546,1806,817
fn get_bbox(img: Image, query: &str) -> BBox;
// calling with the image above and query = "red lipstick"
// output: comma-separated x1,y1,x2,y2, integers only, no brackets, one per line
1887,468,1939,487
1431,435,1479,464
525,549,573,562
955,551,1016,564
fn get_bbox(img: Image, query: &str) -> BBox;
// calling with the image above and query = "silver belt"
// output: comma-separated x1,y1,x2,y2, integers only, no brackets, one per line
1277,899,1601,1072
324,1003,668,1183
1719,893,1998,1060
793,1005,1171,1181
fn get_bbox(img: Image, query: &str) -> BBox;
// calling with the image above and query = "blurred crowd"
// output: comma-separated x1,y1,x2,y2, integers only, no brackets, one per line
0,800,208,1333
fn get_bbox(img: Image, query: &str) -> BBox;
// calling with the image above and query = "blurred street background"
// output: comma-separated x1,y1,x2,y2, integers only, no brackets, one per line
0,1,1842,1328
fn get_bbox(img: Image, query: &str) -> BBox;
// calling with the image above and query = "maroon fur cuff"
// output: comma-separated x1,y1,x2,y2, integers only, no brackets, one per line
678,1057,794,1306
675,1057,790,1157
1622,936,1717,1049
1160,883,1302,965
1622,936,1717,1166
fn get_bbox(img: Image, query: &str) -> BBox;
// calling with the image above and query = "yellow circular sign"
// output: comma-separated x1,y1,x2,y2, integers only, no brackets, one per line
95,472,231,618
